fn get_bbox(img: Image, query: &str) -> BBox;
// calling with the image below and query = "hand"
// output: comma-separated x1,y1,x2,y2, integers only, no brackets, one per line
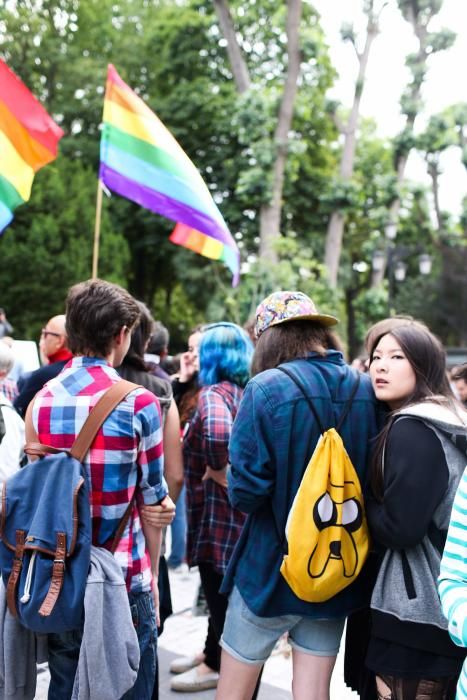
202,466,228,489
151,573,160,627
179,351,196,383
140,495,176,528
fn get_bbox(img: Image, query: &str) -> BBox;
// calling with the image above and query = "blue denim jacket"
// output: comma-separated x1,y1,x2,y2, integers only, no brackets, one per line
222,351,382,618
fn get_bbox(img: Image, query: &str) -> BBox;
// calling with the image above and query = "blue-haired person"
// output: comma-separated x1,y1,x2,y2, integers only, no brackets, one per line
170,322,254,693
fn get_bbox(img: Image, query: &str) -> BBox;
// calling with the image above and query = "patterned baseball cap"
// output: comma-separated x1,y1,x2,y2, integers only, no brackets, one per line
255,291,339,338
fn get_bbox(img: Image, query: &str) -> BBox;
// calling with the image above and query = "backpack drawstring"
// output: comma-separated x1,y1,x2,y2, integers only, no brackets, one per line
20,551,37,604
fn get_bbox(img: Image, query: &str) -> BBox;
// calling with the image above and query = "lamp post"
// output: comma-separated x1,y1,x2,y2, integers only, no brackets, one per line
371,245,432,312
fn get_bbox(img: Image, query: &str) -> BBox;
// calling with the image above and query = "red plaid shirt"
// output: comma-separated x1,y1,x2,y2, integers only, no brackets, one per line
183,381,246,574
32,357,167,593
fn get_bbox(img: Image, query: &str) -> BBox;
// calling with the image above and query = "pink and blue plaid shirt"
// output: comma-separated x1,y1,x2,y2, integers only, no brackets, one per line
0,378,18,403
32,356,167,593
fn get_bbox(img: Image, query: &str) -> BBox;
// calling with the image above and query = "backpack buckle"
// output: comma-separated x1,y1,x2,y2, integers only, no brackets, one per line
38,533,67,618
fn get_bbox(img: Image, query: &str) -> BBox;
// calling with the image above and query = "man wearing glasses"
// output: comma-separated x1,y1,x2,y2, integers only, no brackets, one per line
14,314,72,417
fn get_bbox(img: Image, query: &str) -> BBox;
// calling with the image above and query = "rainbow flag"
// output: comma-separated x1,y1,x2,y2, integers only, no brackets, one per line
99,64,240,285
0,59,64,232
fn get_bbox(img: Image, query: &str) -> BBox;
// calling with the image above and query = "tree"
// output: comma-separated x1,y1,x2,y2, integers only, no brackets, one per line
323,0,381,288
371,0,455,285
212,0,305,263
0,157,129,338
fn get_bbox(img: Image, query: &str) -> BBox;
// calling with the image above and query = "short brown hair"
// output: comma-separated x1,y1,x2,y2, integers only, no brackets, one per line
66,279,140,357
251,320,343,376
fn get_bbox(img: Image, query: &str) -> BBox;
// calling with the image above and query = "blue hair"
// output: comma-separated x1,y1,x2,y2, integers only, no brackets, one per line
199,322,253,388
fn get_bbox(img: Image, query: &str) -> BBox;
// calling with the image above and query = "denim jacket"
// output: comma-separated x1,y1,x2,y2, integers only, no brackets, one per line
222,351,381,618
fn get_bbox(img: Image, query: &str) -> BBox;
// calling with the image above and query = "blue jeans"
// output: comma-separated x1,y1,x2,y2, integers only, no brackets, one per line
121,591,158,699
167,485,187,568
221,587,345,664
47,591,157,700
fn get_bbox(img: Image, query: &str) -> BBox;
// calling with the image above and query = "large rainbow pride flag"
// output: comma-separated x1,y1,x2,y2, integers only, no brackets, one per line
100,64,240,285
0,59,64,233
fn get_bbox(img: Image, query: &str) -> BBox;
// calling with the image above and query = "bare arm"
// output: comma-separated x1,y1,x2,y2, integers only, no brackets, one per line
141,518,162,625
162,400,184,502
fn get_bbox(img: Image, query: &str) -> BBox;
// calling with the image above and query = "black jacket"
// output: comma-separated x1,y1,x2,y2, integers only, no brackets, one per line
14,361,68,418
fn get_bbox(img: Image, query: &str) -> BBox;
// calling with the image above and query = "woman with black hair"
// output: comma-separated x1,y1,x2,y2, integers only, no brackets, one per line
365,320,467,700
117,301,184,700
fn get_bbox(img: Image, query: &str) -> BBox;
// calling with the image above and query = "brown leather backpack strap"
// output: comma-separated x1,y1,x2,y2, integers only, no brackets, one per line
24,381,141,461
6,530,26,618
70,380,141,462
38,532,67,618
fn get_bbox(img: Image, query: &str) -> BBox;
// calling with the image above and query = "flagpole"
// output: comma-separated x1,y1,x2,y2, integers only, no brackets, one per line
92,179,103,278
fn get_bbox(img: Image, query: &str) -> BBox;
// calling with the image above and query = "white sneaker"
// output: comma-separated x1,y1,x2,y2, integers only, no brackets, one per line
169,563,189,575
170,666,219,692
169,654,205,674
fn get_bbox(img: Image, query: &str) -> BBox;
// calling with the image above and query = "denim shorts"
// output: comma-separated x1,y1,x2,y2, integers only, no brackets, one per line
220,587,345,665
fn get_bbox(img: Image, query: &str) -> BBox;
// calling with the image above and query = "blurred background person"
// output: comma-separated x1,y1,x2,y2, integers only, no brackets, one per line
0,342,25,479
0,308,13,339
145,321,171,382
14,314,72,417
167,327,203,575
451,364,467,407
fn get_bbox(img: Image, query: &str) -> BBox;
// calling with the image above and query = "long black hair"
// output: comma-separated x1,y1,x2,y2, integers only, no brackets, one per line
121,301,155,372
369,322,457,500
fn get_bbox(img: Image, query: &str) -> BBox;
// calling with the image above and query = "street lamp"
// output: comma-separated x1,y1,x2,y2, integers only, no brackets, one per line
418,253,432,276
394,261,407,282
371,246,432,312
385,221,397,240
371,250,385,272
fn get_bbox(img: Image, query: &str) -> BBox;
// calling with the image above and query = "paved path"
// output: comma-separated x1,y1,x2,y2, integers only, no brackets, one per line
34,566,358,698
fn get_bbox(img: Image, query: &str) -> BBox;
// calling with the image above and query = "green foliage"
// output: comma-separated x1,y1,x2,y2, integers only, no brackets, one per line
0,0,465,353
0,157,129,338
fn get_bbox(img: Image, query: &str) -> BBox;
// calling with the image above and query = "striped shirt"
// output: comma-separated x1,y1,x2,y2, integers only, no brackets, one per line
32,356,167,593
439,466,467,699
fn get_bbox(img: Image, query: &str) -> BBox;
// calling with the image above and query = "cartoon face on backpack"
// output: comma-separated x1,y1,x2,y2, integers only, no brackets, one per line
307,477,364,581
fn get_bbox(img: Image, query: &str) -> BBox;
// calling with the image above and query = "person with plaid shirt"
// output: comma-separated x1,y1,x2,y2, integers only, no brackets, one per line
26,279,174,700
170,322,253,694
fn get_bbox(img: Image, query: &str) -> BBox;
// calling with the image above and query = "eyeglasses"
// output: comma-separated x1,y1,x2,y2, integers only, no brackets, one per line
40,329,62,338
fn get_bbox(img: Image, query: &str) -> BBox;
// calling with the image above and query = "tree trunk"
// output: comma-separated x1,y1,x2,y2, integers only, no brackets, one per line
371,4,428,287
428,161,443,232
324,8,378,288
213,0,302,265
213,0,250,94
259,0,302,263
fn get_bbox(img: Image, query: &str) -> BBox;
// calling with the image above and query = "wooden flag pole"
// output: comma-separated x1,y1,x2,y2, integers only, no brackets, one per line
92,179,103,278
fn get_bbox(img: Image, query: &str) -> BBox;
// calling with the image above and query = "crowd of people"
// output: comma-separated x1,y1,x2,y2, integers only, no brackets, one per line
1,282,467,700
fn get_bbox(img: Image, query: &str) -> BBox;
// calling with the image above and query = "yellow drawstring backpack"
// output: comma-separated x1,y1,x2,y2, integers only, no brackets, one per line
277,366,370,603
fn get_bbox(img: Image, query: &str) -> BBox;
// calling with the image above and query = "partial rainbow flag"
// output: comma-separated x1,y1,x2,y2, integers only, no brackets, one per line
99,64,240,285
0,59,64,232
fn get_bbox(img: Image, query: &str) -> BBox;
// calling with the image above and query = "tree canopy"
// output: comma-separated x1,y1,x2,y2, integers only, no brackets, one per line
1,0,465,354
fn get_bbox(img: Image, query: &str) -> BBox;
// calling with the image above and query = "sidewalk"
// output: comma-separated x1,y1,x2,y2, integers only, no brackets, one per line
34,566,358,699
158,566,358,700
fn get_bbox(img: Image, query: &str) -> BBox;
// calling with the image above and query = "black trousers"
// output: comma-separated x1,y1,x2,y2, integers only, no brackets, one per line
198,563,228,672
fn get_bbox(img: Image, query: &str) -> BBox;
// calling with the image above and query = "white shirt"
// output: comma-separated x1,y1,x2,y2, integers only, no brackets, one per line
0,399,24,480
